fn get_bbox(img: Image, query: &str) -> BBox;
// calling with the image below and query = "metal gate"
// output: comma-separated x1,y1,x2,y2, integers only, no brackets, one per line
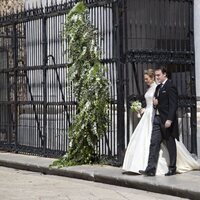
0,0,119,158
0,0,197,161
0,3,74,156
117,0,197,161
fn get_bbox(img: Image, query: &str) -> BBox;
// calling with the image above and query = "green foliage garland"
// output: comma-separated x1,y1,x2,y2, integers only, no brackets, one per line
52,1,110,167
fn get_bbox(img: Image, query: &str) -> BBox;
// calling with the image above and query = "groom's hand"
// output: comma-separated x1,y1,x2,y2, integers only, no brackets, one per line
165,120,172,128
153,97,158,106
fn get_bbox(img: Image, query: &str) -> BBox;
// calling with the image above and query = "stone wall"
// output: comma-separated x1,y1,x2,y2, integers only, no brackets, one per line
0,0,27,104
0,0,24,15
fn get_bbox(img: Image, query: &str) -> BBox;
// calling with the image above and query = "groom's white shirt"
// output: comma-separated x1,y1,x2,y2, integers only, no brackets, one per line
161,78,168,87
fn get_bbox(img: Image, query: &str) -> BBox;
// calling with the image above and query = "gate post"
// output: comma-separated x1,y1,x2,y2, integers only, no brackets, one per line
13,23,18,149
189,0,197,154
116,0,126,164
42,15,48,155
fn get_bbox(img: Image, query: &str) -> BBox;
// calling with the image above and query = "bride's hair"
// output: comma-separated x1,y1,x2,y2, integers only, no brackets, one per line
144,69,155,80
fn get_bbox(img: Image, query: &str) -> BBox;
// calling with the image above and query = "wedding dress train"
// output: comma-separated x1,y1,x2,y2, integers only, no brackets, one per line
122,82,200,175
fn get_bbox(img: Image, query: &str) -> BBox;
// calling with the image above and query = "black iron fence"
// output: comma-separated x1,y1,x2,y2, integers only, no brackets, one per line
122,0,197,159
0,0,196,162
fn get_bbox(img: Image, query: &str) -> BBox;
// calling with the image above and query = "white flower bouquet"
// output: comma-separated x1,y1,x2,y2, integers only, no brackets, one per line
131,100,142,118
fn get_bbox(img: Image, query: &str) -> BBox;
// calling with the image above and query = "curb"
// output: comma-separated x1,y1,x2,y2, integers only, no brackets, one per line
0,159,200,200
93,173,200,200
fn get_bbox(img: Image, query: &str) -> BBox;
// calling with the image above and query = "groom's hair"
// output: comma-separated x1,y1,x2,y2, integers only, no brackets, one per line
155,65,168,77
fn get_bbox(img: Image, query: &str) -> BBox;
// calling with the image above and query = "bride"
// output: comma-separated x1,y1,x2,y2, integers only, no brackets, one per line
122,69,200,175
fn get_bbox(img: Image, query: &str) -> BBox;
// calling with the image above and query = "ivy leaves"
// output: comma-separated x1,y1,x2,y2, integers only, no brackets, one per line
52,1,110,167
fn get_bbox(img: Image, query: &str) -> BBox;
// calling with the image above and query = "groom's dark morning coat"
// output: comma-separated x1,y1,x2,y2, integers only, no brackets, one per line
154,79,179,140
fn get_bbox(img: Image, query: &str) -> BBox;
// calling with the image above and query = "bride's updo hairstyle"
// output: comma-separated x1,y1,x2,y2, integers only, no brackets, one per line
144,69,155,81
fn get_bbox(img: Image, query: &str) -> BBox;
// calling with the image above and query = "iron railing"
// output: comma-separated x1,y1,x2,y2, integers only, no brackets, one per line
0,0,196,163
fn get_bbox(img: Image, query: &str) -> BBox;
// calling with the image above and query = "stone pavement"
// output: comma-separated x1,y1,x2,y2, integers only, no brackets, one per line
0,152,200,200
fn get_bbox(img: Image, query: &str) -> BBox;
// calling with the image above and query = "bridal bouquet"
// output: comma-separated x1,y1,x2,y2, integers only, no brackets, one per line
131,100,142,118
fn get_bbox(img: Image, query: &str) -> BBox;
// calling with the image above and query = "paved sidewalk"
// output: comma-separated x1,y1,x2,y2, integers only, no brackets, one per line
0,152,200,200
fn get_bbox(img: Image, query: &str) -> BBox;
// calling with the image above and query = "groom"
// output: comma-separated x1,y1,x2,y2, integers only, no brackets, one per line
139,66,179,176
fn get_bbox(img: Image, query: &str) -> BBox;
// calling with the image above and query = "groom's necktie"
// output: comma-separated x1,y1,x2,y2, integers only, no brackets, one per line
157,83,163,96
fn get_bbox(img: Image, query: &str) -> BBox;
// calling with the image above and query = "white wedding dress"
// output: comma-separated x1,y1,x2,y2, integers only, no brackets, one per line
122,82,200,175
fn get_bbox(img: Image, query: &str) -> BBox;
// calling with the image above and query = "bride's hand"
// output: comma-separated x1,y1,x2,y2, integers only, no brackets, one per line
139,108,145,115
136,108,145,118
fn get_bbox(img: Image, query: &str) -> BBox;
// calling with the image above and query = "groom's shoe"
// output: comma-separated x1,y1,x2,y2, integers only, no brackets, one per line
139,170,155,177
165,169,176,176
